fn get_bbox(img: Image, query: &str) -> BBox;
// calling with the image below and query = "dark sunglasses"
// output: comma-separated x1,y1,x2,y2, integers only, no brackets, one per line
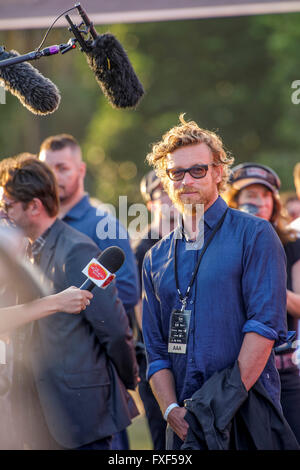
166,164,215,182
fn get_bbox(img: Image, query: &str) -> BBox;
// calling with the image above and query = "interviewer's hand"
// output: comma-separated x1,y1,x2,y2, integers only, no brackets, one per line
54,286,93,314
167,406,189,442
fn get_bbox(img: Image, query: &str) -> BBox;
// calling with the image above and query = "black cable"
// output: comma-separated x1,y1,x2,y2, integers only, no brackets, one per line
35,6,78,52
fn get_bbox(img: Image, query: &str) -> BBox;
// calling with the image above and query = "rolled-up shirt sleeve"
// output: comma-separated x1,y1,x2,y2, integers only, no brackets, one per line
241,220,287,346
142,252,171,380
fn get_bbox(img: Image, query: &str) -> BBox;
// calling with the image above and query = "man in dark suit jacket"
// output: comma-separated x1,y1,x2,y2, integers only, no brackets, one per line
0,154,138,449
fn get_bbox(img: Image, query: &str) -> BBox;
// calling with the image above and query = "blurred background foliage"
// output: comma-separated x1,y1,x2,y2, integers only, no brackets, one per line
1,12,300,213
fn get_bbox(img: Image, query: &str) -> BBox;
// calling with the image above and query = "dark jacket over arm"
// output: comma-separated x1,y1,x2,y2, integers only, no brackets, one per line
182,361,299,450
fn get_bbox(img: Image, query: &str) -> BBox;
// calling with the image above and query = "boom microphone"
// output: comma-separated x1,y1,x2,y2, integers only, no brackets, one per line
74,4,144,109
0,46,61,115
80,246,125,292
84,34,144,109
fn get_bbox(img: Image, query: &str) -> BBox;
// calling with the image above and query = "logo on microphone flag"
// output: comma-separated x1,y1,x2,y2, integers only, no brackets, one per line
82,258,115,289
88,262,107,280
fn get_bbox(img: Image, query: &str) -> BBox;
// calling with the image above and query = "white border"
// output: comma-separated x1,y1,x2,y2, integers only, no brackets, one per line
0,3,300,30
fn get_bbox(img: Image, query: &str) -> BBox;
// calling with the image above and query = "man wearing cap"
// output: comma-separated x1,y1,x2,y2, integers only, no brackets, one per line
133,170,177,449
142,115,289,450
225,162,300,444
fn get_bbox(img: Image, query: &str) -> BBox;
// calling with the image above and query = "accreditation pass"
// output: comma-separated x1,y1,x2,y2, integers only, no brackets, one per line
168,309,191,354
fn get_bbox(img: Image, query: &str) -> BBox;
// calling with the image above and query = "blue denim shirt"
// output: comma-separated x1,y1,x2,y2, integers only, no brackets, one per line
142,197,287,408
63,194,139,311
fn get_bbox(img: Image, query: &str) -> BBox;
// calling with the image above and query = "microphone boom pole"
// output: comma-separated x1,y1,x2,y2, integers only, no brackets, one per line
0,43,76,69
0,2,144,110
75,3,98,40
0,50,41,68
0,3,100,69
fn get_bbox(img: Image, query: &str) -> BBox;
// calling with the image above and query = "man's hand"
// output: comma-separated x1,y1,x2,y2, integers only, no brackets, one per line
167,406,189,442
149,369,189,441
54,286,93,314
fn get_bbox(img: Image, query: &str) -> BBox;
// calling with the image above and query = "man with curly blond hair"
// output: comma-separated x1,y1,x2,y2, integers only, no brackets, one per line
142,115,289,449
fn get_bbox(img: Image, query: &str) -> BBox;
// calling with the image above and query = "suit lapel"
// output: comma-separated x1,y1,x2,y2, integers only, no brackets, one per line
38,219,64,275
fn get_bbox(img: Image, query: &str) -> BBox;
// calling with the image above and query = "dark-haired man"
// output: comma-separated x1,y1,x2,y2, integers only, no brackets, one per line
0,155,138,450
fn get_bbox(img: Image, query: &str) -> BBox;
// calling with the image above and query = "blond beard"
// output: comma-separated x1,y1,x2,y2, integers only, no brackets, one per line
170,190,210,215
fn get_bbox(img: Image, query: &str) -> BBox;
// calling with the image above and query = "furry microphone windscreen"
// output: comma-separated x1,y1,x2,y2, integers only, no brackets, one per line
85,34,144,109
0,48,61,115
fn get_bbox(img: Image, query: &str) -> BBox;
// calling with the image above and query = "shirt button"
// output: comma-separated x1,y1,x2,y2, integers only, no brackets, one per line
190,300,194,304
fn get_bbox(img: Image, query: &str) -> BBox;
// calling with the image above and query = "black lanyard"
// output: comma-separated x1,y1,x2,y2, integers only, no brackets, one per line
174,208,228,311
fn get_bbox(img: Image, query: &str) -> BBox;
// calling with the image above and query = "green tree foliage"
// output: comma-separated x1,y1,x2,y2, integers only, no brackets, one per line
1,13,300,209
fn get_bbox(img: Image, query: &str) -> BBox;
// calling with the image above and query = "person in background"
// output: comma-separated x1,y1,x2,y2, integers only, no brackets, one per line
38,134,139,314
133,170,178,449
285,196,300,222
39,134,140,450
225,162,300,444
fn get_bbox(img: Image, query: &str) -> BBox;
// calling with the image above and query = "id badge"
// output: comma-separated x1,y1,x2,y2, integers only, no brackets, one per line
168,309,191,354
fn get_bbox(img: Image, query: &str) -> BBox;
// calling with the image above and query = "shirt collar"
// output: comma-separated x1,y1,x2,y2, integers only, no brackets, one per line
27,224,52,262
63,193,90,221
174,196,228,242
203,196,228,229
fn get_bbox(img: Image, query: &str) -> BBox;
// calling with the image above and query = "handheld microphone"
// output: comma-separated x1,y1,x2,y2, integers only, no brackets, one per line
0,46,61,115
74,4,144,109
80,246,125,292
